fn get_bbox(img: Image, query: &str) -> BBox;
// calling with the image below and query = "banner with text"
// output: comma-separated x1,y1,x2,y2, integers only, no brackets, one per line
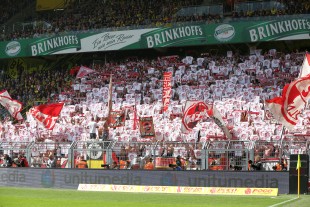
1,16,309,59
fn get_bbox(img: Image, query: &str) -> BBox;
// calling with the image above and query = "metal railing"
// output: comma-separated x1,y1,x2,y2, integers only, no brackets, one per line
1,140,309,173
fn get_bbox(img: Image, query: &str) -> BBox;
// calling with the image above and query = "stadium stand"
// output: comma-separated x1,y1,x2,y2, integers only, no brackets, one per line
1,0,309,41
0,0,309,172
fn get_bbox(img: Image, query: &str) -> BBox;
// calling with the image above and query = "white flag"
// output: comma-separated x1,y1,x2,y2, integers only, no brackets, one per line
298,52,310,78
76,66,95,78
0,90,23,120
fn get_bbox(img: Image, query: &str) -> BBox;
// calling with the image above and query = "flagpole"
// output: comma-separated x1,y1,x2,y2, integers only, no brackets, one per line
107,74,113,126
297,154,301,198
298,164,300,198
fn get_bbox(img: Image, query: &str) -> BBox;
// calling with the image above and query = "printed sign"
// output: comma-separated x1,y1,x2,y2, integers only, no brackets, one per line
0,16,309,59
139,116,155,138
78,184,278,196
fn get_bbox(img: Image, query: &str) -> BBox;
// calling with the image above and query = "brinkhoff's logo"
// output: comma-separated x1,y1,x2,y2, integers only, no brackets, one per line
214,24,235,42
145,26,205,48
5,41,21,56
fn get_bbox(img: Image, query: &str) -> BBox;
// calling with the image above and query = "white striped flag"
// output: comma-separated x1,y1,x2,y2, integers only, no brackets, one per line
265,74,310,130
298,52,310,78
76,66,96,79
0,90,23,120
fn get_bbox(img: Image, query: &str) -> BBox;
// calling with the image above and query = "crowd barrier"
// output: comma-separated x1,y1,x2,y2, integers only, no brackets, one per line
1,140,309,175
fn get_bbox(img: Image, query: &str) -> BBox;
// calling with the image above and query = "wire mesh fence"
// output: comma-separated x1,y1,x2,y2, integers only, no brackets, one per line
0,140,309,174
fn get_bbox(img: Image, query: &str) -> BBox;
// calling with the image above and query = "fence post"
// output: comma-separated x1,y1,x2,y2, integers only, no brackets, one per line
201,149,208,170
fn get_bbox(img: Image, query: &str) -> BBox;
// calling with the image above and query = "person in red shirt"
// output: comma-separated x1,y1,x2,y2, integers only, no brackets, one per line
18,154,29,167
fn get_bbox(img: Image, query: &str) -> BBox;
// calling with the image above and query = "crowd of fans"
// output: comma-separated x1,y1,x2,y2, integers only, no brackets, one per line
0,0,309,170
232,0,310,19
1,0,310,41
0,49,309,170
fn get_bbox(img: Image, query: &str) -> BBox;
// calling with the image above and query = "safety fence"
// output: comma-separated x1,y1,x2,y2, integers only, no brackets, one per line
0,140,309,173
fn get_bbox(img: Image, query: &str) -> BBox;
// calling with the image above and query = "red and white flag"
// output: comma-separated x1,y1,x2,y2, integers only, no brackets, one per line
298,52,310,78
265,74,310,130
162,72,172,112
76,66,96,79
29,102,64,130
181,101,210,133
0,90,23,120
207,104,232,139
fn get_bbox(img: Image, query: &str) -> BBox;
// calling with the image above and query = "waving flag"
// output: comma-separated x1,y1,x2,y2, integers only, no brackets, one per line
265,74,310,130
296,154,301,170
29,102,64,130
108,111,125,128
298,52,310,78
0,90,23,120
162,72,172,112
207,104,232,139
76,66,95,79
181,101,210,132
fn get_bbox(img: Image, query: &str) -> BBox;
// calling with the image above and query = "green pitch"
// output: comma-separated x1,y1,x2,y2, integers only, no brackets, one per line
0,187,309,207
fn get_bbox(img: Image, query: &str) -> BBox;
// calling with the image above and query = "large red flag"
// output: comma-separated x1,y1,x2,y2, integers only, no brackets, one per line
162,72,172,112
265,74,310,130
29,102,64,130
0,90,23,120
298,52,310,78
76,66,95,79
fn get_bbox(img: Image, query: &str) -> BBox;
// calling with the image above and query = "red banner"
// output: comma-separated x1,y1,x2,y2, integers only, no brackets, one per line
139,116,155,138
108,111,125,128
162,72,172,112
29,102,64,130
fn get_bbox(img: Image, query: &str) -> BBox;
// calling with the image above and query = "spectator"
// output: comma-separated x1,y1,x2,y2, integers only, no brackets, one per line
125,160,131,169
87,117,98,139
143,157,154,170
251,155,263,171
110,161,119,170
175,155,183,171
47,154,56,168
75,155,88,168
2,154,13,167
18,154,29,167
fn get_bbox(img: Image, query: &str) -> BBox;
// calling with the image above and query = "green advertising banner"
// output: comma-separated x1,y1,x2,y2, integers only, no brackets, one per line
1,16,309,59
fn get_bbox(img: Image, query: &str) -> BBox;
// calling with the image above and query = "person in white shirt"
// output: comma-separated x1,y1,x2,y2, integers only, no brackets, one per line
47,154,56,168
87,117,98,139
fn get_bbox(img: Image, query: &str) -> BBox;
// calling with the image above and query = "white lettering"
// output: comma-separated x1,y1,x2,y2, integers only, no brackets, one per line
291,20,298,30
249,29,258,42
31,45,37,56
154,34,161,46
258,27,267,40
147,36,154,48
